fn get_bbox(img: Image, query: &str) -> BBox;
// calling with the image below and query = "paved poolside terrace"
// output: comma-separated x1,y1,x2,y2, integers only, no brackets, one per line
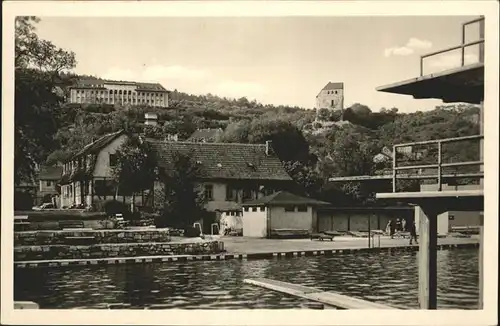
14,235,479,268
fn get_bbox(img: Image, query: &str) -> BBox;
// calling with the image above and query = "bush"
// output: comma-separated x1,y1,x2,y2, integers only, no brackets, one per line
183,226,201,238
154,213,168,228
101,199,130,217
14,191,33,210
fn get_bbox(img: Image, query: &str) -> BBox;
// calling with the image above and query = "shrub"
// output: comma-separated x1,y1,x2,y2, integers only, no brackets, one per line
14,191,34,210
183,226,201,238
102,199,130,217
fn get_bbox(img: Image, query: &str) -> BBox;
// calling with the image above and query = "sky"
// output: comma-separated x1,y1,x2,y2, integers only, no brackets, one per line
34,15,481,112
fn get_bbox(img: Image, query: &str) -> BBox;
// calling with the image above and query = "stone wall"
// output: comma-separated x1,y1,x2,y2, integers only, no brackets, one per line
14,240,224,261
14,229,171,246
25,219,115,231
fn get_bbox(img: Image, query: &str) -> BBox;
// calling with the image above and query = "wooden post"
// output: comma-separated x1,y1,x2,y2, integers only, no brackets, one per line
368,215,372,248
416,205,438,309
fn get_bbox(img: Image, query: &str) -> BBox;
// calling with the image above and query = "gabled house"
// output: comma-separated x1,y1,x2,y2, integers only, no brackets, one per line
148,140,294,231
59,131,294,227
59,130,129,208
38,165,63,206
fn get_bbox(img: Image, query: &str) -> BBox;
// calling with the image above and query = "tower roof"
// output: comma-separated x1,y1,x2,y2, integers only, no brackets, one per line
317,82,344,97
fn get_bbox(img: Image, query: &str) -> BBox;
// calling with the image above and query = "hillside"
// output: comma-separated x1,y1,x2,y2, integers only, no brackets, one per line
15,16,481,206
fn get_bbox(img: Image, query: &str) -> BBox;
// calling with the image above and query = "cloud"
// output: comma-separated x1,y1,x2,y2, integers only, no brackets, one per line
406,37,432,50
384,37,433,57
384,46,414,57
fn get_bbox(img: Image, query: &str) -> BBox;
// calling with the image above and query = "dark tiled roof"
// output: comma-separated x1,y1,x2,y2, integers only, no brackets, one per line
69,130,125,161
148,141,293,181
38,166,63,180
242,191,331,206
135,82,167,92
187,128,224,142
322,82,344,90
316,81,344,97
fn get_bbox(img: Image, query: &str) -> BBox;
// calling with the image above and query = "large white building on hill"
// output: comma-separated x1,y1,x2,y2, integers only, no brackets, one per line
68,78,170,108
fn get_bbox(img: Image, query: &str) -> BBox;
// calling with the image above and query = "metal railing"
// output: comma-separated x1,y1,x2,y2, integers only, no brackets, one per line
420,16,485,76
391,134,484,192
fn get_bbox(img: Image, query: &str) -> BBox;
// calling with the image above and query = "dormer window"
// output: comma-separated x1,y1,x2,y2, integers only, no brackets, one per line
196,160,202,165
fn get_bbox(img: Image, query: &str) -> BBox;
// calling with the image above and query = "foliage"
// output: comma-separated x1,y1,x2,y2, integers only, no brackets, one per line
111,135,158,197
14,191,34,210
183,226,202,238
101,199,130,217
14,17,76,185
15,17,482,207
155,151,206,228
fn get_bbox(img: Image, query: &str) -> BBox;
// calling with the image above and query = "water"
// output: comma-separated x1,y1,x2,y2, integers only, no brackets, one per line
14,249,479,309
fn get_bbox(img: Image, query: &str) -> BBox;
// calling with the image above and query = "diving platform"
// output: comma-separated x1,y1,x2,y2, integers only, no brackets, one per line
377,17,484,105
374,16,485,310
244,278,401,309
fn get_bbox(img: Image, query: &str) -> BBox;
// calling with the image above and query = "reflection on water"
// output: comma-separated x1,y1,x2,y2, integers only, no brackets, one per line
14,249,479,309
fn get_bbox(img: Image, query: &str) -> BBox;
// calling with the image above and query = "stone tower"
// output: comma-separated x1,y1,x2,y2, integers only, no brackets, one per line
315,82,344,112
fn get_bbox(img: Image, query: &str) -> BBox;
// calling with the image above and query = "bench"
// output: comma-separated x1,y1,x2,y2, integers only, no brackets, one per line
310,233,334,241
394,231,410,239
58,220,85,230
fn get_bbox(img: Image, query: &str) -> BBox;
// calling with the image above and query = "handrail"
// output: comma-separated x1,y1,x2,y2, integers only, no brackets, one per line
392,135,483,192
394,134,483,148
420,16,485,76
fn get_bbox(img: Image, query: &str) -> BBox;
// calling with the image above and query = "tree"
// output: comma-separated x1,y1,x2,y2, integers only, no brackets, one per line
283,161,324,197
15,16,77,185
248,118,311,163
326,128,376,177
111,135,158,205
156,151,206,228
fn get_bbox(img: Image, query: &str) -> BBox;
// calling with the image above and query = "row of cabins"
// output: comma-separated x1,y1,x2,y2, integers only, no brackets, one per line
33,129,478,236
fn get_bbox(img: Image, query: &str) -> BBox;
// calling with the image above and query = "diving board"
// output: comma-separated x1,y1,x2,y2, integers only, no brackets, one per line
244,278,401,309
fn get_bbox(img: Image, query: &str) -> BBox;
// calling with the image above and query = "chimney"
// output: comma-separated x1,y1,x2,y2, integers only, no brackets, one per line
265,140,272,156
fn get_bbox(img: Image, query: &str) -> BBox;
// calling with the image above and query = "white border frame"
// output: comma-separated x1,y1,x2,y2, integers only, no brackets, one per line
2,1,499,325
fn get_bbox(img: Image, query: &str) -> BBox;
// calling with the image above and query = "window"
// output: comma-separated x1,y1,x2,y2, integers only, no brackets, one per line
331,100,335,106
260,206,265,212
244,207,249,212
226,185,235,200
252,207,257,212
46,181,52,187
109,153,118,166
284,206,295,212
204,184,214,201
242,188,252,200
297,205,308,212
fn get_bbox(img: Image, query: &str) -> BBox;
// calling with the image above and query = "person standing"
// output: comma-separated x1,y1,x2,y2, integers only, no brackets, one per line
389,219,395,239
395,218,402,232
409,220,418,245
